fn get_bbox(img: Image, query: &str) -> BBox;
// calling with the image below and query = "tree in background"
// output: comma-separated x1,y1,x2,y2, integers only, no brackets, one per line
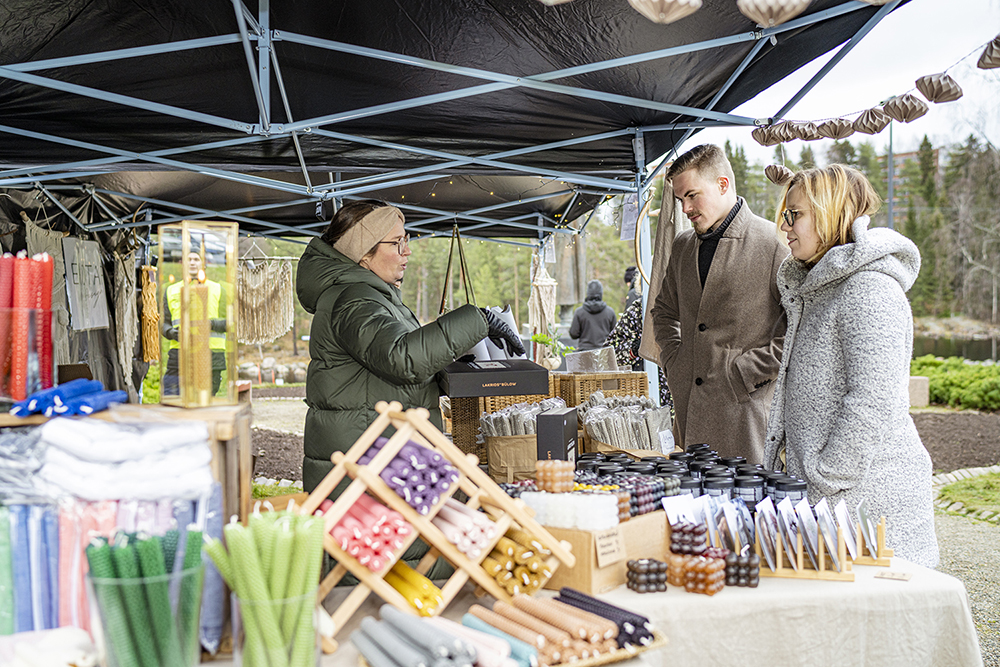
826,139,856,167
799,145,817,170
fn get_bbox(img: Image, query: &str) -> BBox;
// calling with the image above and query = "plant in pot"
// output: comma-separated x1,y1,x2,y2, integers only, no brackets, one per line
530,331,574,371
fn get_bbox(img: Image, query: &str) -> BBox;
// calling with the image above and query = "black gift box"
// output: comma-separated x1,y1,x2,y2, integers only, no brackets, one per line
537,406,578,464
441,358,549,398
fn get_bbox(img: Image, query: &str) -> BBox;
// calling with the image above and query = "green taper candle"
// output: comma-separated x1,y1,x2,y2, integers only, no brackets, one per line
112,543,160,667
136,537,183,666
226,522,281,667
289,517,325,667
178,528,204,665
268,518,294,603
87,540,141,667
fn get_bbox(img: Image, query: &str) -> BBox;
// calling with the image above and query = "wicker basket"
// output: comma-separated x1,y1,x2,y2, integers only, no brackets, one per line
450,374,558,462
556,371,649,407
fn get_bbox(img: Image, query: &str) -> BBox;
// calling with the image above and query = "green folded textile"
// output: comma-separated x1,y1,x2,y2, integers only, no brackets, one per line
86,541,140,667
137,538,183,666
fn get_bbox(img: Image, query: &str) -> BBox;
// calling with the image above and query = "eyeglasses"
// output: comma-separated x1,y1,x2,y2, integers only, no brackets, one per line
781,209,803,227
378,234,410,255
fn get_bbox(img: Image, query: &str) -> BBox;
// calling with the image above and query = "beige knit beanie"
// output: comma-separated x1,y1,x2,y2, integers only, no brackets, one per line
333,206,405,263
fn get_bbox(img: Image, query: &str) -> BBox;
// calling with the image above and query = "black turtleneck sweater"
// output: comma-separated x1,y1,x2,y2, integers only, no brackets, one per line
696,198,743,288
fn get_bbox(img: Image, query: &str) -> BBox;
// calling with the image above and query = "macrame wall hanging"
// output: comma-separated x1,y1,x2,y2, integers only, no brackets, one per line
238,256,295,345
141,265,159,362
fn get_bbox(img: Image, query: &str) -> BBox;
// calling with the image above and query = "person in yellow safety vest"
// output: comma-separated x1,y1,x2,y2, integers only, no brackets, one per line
161,251,228,396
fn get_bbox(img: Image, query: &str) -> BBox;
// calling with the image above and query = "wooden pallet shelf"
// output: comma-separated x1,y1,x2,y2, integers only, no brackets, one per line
299,401,575,653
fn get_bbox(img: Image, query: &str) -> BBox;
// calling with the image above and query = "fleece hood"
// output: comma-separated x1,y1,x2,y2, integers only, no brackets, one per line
296,237,395,314
778,216,921,298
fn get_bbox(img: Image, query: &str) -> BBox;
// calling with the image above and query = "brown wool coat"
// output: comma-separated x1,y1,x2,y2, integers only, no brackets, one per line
651,203,788,463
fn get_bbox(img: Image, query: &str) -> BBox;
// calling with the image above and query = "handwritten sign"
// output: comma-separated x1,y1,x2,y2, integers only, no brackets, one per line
62,237,109,331
594,528,626,568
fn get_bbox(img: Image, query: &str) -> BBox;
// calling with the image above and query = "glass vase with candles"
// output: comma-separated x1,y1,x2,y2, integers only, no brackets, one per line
157,222,238,407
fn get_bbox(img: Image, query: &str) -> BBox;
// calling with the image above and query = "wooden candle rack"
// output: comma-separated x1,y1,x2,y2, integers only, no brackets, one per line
298,401,575,653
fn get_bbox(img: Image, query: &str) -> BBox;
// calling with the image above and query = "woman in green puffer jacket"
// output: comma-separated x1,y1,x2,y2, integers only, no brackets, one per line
296,199,524,497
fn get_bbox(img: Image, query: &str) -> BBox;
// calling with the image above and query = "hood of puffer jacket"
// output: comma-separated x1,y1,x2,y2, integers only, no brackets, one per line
296,237,395,314
778,216,921,298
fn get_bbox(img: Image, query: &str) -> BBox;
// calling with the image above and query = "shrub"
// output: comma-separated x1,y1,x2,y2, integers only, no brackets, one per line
911,355,1000,410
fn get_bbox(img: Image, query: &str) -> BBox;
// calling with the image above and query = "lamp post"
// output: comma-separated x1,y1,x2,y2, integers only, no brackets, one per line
887,119,894,230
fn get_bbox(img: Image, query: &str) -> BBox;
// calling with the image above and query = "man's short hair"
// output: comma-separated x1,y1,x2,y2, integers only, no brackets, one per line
666,144,735,185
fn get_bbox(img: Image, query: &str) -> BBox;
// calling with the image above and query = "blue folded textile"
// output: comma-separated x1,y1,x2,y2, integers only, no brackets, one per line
9,505,31,633
54,390,127,416
9,379,104,417
42,506,58,630
27,505,49,631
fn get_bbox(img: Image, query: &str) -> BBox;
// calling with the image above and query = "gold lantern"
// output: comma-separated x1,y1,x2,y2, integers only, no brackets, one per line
978,35,1000,69
915,73,963,103
736,0,811,27
628,0,702,24
817,118,854,140
158,221,239,407
765,164,795,186
882,94,928,123
852,108,890,135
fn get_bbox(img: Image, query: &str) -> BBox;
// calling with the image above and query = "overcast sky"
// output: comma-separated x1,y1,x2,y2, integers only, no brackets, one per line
684,0,1000,166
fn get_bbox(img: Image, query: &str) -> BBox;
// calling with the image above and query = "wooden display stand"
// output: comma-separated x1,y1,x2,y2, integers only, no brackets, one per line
853,517,894,566
753,513,854,582
299,401,575,653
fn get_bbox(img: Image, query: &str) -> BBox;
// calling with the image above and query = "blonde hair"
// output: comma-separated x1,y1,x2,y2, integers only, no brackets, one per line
777,164,882,265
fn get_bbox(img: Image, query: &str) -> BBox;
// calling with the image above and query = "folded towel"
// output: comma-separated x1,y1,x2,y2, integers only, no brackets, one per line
53,390,127,416
9,379,104,417
40,418,209,463
10,505,32,633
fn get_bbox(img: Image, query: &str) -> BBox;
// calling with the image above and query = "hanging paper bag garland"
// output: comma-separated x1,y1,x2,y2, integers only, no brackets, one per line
852,108,891,135
882,93,929,123
628,0,702,24
765,164,794,186
915,73,963,103
737,0,811,27
817,118,854,140
977,34,1000,69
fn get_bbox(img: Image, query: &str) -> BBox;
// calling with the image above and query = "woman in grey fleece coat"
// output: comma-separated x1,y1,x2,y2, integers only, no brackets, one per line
763,165,939,568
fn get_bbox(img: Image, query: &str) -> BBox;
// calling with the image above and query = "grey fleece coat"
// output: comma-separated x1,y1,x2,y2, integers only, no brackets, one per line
763,217,939,568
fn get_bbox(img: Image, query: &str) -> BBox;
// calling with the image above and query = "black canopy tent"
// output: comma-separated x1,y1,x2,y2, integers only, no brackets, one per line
0,0,909,243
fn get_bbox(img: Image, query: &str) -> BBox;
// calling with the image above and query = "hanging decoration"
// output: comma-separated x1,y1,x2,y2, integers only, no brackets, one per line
237,258,295,345
141,266,159,362
765,164,795,186
852,108,890,135
791,121,822,141
915,73,963,103
816,118,854,139
771,120,798,143
856,0,891,4
736,0,812,27
536,0,574,5
978,34,1000,69
113,251,137,388
752,126,781,147
882,93,928,123
628,0,702,24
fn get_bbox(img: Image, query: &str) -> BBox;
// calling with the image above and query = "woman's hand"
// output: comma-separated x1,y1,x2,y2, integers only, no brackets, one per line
480,308,525,357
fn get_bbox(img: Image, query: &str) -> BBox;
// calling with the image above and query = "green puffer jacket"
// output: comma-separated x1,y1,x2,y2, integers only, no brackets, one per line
296,237,488,496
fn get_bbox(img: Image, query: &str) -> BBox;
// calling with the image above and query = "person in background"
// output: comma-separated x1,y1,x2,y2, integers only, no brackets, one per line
161,250,227,396
764,164,938,567
604,297,672,412
569,279,616,351
651,144,788,463
624,266,641,311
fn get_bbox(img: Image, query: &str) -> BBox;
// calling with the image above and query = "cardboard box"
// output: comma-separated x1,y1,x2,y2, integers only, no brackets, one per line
542,510,669,594
441,359,549,398
536,407,577,463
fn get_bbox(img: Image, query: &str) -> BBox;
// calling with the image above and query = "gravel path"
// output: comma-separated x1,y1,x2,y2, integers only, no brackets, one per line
251,397,307,435
935,509,1000,666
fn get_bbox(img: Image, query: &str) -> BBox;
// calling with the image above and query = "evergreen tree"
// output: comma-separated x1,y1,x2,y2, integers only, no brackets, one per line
826,140,856,166
855,141,887,203
725,141,750,195
799,146,816,170
916,135,938,207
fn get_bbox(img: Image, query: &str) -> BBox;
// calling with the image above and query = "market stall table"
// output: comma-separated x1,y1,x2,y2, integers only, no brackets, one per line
205,556,980,667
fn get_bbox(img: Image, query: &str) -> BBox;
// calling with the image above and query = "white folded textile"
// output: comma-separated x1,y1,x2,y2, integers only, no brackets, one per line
39,417,209,463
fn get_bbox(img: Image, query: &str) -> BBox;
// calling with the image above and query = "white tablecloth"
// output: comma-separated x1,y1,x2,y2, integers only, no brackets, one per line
207,557,983,667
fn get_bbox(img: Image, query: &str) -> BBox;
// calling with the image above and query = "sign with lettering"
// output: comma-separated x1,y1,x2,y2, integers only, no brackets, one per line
594,528,626,568
62,237,110,331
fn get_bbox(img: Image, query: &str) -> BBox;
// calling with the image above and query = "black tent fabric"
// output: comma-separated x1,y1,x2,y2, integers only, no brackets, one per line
0,0,908,236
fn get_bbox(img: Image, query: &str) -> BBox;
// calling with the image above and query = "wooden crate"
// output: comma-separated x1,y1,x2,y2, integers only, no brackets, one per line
556,371,649,407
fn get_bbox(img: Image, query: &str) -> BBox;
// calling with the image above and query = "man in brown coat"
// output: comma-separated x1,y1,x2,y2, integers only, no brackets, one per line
651,144,788,463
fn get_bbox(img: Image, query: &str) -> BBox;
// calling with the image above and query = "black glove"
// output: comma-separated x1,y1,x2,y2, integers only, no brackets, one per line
480,308,525,357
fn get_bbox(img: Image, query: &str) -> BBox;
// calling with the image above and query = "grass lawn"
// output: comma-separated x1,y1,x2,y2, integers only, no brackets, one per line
938,473,1000,515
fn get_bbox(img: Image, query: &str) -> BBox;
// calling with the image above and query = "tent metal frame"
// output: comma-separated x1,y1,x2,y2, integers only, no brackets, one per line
0,0,899,247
